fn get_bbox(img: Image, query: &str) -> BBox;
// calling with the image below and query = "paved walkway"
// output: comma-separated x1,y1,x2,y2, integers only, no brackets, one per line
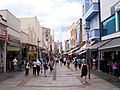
0,63,119,90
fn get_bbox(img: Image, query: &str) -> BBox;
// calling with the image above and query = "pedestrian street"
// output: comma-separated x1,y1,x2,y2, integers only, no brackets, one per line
0,63,119,90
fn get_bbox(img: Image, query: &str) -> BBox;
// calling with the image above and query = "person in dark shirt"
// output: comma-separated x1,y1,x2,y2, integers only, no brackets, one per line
81,59,88,83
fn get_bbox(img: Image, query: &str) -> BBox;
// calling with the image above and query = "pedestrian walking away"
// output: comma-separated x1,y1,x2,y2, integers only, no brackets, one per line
36,59,41,75
73,57,78,71
32,59,37,75
25,61,30,76
77,57,82,69
43,61,48,77
12,57,18,72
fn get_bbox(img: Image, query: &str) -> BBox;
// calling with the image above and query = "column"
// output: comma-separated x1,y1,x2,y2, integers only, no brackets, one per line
97,50,100,71
4,41,6,72
115,12,119,32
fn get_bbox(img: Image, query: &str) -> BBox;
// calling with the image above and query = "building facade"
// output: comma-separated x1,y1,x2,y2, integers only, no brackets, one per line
19,16,42,61
42,27,51,51
70,23,75,49
98,0,120,73
0,14,7,73
0,9,21,72
82,0,100,42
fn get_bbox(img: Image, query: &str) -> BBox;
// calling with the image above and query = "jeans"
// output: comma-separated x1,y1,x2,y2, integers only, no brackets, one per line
14,65,17,72
44,69,47,77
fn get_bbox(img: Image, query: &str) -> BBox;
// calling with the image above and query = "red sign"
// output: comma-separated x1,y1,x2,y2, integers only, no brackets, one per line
0,28,7,40
86,40,91,46
8,34,20,43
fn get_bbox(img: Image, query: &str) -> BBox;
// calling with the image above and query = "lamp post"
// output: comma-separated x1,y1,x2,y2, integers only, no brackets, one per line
85,27,90,79
37,38,40,60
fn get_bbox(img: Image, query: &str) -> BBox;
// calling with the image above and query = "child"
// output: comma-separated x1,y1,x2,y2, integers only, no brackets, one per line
25,62,30,76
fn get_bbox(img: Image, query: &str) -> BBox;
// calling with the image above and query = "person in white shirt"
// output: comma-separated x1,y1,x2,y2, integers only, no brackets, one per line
36,59,41,75
13,57,18,72
32,59,37,75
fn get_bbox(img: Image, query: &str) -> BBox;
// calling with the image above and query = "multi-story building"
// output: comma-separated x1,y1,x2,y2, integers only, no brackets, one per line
0,14,7,73
0,9,21,72
65,39,70,52
82,0,100,42
42,27,51,51
19,16,42,60
80,0,100,58
74,19,82,48
70,23,75,49
97,0,120,73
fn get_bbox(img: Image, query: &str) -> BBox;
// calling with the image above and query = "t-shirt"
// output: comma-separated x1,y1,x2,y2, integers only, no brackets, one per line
33,61,37,67
13,59,18,65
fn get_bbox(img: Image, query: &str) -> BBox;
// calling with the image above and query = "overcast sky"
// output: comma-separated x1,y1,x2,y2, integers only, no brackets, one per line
0,0,82,41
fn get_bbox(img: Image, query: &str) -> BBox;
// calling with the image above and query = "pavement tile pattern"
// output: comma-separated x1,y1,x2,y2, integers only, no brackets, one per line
0,63,119,90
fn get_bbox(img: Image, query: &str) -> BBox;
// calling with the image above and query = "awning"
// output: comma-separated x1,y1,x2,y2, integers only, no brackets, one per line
89,40,111,50
99,38,120,50
74,49,81,54
80,44,90,51
7,45,20,51
79,50,86,55
69,47,79,53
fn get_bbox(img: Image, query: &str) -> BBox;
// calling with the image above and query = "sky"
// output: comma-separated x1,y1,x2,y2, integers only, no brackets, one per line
0,0,82,41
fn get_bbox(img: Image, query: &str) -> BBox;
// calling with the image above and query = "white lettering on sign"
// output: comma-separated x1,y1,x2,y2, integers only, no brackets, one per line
115,2,120,12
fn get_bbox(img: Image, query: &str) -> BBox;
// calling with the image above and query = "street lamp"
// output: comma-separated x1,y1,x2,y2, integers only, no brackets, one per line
37,38,40,60
84,27,90,79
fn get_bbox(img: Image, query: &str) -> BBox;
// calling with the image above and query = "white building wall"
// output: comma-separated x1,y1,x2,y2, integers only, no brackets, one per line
21,31,29,43
0,10,21,39
101,0,120,40
101,0,119,22
19,17,42,47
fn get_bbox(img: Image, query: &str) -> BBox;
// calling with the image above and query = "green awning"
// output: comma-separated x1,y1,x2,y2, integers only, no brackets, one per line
7,45,20,51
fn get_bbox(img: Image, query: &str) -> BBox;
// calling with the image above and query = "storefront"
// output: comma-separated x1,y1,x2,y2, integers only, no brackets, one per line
99,37,120,75
22,43,36,63
0,28,7,73
0,15,7,73
6,34,21,72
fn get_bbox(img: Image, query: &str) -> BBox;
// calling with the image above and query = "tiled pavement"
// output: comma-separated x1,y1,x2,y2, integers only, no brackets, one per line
0,63,120,90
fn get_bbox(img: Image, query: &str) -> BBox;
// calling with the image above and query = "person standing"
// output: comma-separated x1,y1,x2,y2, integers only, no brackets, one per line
81,59,88,83
112,61,119,82
13,57,18,72
77,58,82,69
43,61,48,77
32,59,37,75
36,59,41,75
74,58,78,71
25,61,30,76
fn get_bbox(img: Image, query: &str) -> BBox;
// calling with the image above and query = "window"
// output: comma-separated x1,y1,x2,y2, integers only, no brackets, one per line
102,15,116,36
46,39,48,41
46,34,48,37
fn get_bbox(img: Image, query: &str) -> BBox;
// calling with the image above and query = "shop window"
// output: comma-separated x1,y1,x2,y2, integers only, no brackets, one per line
102,15,116,36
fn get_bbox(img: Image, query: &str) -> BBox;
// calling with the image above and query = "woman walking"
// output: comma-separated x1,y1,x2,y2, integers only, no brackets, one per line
81,59,88,83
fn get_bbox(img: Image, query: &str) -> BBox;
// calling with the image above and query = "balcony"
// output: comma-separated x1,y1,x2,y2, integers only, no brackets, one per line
84,22,90,29
84,2,99,21
89,29,100,40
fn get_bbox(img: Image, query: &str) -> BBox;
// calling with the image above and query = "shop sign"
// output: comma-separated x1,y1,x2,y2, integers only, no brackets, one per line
8,34,20,43
0,28,7,40
111,1,120,15
115,2,120,12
